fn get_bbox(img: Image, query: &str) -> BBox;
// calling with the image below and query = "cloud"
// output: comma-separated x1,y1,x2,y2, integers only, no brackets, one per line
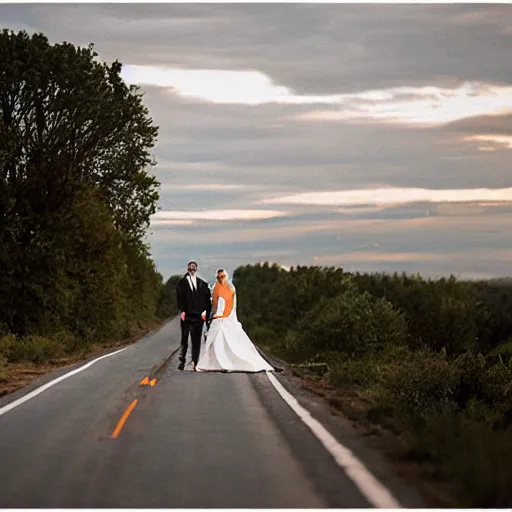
293,82,512,126
315,247,512,272
124,65,512,126
464,134,512,151
309,252,501,281
147,210,512,253
122,66,292,105
149,220,194,226
151,209,288,222
146,211,512,280
261,187,512,207
316,251,450,264
160,183,245,192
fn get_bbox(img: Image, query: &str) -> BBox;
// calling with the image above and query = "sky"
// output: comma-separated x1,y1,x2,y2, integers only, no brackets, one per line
1,3,512,282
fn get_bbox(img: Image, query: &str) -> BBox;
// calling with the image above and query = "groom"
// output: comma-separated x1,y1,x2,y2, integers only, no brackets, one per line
176,261,212,371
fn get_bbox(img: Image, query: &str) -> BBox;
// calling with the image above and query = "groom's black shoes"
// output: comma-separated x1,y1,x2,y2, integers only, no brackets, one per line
178,362,185,371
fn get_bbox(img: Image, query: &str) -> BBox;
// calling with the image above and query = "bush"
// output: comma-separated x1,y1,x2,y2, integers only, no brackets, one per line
285,289,408,360
401,412,512,507
0,354,8,381
247,323,280,347
327,353,381,388
446,422,512,507
481,359,512,405
156,275,180,319
0,333,65,364
0,333,16,362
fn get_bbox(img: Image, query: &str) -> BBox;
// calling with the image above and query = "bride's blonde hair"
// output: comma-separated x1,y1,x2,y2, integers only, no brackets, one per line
216,268,235,290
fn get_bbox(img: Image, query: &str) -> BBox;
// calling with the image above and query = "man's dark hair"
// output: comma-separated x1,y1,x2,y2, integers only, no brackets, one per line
188,261,198,267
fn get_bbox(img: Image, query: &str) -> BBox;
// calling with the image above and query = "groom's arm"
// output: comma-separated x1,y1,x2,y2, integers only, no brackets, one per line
204,283,212,321
176,280,184,314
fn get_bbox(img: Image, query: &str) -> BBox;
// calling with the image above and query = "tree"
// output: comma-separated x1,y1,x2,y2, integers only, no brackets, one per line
0,29,159,243
156,275,181,319
0,29,161,338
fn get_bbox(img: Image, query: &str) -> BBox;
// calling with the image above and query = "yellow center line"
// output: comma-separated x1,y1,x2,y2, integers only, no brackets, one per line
110,399,138,439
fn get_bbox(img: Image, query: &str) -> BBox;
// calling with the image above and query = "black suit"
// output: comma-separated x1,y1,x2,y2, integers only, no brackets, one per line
176,273,212,366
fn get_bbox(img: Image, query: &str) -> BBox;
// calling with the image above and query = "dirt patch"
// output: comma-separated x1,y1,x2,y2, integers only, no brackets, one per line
0,320,165,399
0,361,73,397
296,375,334,397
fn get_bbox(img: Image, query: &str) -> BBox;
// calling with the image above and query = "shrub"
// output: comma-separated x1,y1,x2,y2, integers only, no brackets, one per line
0,333,16,362
286,289,408,360
450,351,487,408
0,333,65,364
380,349,460,424
481,359,512,405
0,354,9,382
448,352,512,412
440,420,512,507
247,323,280,346
327,353,381,388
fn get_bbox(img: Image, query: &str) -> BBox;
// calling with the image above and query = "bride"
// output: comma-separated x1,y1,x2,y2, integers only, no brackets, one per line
195,269,274,373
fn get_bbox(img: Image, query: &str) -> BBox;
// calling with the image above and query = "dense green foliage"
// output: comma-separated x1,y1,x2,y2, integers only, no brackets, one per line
283,288,408,359
0,30,165,364
234,263,512,507
156,275,181,320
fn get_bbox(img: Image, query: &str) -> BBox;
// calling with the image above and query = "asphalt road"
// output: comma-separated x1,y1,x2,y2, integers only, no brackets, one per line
0,317,425,508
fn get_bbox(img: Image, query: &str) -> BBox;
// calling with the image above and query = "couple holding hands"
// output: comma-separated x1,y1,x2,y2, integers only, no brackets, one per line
176,261,274,373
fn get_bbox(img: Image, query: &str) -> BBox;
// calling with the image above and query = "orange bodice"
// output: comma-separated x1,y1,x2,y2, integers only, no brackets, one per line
212,282,235,319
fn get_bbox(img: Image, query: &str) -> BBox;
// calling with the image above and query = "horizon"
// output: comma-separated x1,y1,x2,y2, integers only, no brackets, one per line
172,261,512,285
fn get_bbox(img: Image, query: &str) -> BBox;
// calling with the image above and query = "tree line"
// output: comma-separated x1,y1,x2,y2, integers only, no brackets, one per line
0,30,164,364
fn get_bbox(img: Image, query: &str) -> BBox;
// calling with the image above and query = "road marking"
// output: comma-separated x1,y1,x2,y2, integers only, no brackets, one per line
266,372,401,509
110,399,138,439
0,347,128,418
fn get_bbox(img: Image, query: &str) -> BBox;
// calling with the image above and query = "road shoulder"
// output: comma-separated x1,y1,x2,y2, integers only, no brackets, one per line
251,355,428,508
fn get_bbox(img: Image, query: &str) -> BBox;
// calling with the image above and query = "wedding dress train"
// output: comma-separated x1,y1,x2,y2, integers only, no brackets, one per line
196,281,274,373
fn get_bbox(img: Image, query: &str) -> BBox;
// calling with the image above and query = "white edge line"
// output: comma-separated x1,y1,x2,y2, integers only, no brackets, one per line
0,347,128,417
266,371,401,508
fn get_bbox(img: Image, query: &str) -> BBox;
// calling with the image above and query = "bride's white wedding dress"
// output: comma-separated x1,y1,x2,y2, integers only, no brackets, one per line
196,281,274,373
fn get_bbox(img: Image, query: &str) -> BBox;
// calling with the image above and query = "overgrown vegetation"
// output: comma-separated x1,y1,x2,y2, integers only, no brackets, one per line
0,30,170,367
234,263,512,507
156,275,181,320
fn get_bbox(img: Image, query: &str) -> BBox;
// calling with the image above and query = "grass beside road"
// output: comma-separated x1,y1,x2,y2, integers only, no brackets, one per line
0,319,165,398
269,351,512,509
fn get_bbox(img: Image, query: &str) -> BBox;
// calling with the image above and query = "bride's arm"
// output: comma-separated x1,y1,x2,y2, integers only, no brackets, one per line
212,283,219,317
